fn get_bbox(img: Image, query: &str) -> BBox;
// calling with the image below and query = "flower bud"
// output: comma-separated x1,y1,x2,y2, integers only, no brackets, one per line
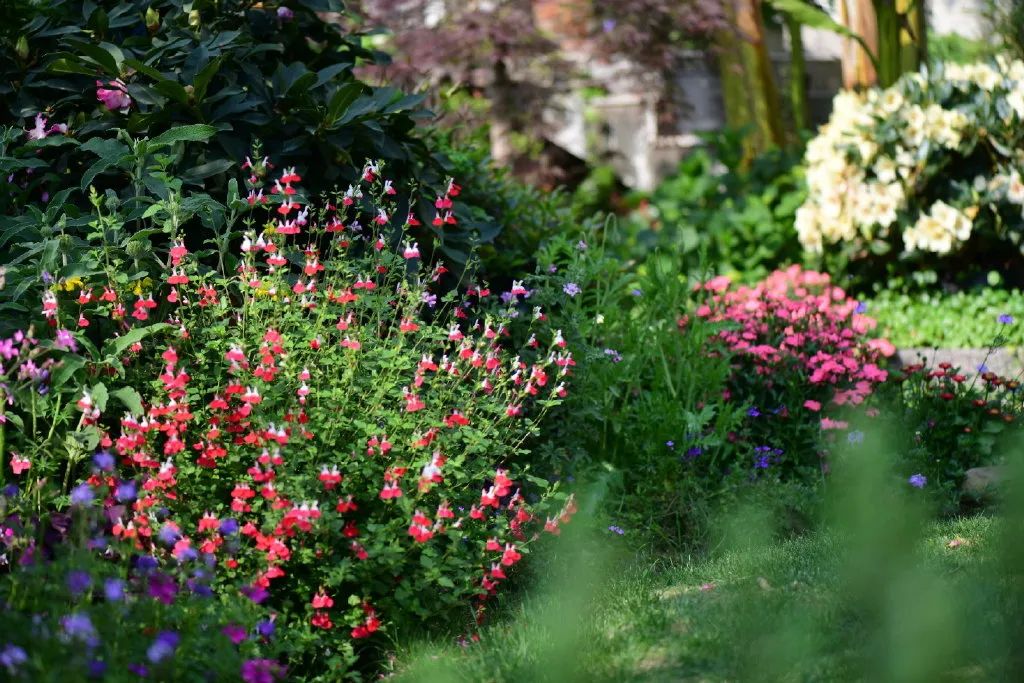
188,9,201,28
15,35,29,60
126,239,148,259
145,7,160,33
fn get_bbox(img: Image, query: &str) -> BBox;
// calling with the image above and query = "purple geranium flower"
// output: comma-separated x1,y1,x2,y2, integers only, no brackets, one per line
908,473,927,489
563,282,581,297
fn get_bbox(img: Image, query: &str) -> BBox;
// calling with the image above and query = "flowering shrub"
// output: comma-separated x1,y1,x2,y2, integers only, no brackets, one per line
0,161,575,679
796,58,1024,284
694,266,895,476
882,357,1023,506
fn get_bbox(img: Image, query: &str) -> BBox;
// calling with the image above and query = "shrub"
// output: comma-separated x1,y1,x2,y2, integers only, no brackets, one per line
0,160,575,679
879,355,1023,509
796,59,1024,289
621,134,806,282
694,266,896,479
0,0,503,276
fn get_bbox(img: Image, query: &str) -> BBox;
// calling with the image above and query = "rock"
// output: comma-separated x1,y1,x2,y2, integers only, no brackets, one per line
962,466,1009,499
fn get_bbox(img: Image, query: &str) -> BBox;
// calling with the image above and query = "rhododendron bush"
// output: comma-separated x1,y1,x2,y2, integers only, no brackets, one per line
694,266,895,476
796,58,1024,285
0,161,575,680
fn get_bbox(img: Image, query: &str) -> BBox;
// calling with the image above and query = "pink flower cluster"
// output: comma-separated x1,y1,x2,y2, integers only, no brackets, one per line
695,266,896,412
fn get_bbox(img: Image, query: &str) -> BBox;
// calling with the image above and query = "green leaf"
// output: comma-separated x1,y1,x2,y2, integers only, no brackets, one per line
110,387,144,415
326,83,364,126
765,0,880,72
103,323,171,359
90,382,109,413
149,125,218,148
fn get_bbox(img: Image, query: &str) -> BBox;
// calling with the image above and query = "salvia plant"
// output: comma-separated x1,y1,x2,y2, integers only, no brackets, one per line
0,159,577,680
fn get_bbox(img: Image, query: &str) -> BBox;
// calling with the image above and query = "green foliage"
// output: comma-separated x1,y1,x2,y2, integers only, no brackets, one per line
393,437,1024,682
0,159,577,679
798,58,1024,291
867,287,1024,348
619,133,806,283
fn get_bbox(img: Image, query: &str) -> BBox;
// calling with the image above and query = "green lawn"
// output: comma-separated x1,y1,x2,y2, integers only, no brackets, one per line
393,515,1018,682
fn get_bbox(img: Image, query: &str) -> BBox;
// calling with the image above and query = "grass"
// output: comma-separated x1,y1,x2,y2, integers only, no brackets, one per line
391,514,1015,682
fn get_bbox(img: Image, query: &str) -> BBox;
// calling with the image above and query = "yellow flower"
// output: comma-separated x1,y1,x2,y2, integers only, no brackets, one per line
62,276,84,291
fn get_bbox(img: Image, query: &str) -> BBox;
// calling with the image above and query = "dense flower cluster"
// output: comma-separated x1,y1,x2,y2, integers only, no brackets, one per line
796,58,1024,257
696,266,895,422
0,160,576,679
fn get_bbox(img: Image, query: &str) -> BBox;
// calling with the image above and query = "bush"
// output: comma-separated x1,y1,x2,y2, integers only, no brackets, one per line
877,356,1023,509
0,160,576,679
694,266,895,480
620,132,806,282
0,0,505,278
796,58,1024,289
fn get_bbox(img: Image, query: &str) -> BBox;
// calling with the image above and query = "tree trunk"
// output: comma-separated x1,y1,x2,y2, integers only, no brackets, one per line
873,0,902,87
785,13,809,132
488,59,517,168
719,0,785,156
840,0,879,88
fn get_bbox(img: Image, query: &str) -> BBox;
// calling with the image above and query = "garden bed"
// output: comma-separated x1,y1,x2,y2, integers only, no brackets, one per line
893,347,1024,377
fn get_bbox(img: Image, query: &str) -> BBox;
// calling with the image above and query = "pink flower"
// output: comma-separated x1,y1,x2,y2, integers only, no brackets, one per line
9,454,30,475
820,417,849,430
803,400,821,412
96,79,132,114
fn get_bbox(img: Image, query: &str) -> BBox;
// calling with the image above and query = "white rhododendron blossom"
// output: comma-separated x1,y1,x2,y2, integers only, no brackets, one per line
797,57,1024,258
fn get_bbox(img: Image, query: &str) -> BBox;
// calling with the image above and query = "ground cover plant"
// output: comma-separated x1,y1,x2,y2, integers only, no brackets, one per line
0,159,578,679
866,287,1024,348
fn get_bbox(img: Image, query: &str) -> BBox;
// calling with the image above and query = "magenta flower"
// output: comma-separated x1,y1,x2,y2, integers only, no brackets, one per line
241,658,286,683
95,79,132,114
222,624,247,644
147,572,178,604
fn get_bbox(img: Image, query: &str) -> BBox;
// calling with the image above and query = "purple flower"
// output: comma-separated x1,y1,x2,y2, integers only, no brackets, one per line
603,348,622,362
998,313,1015,324
115,480,137,503
147,631,179,664
855,301,868,314
61,612,99,647
276,6,294,21
747,406,761,418
607,525,625,535
255,619,276,639
421,292,437,308
631,288,643,297
88,659,107,678
147,572,178,605
223,624,248,645
576,240,588,251
0,644,27,674
563,282,581,297
242,658,286,683
54,328,78,352
685,446,703,459
241,583,269,604
219,518,239,535
157,524,180,546
908,473,927,488
847,430,865,444
665,441,675,449
128,663,149,677
67,570,92,597
104,578,125,602
602,18,616,33
93,451,115,472
41,271,53,285
70,483,94,506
